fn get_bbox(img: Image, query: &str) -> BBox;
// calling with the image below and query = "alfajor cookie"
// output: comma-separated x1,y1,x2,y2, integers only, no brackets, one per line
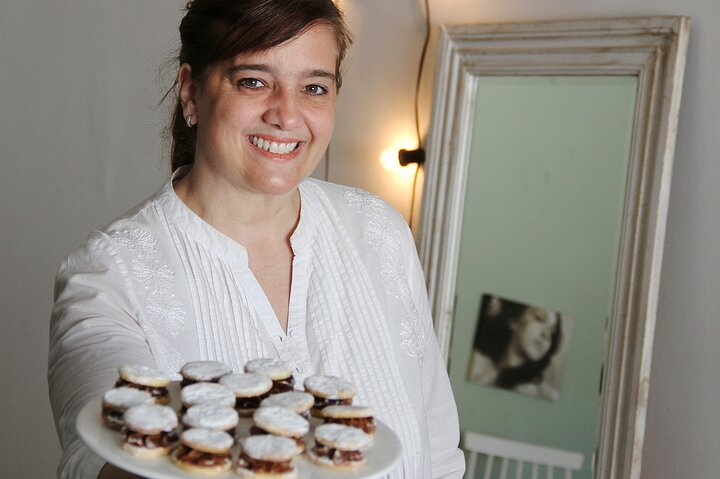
308,423,372,469
114,364,172,405
180,360,233,387
303,375,356,414
101,387,154,430
259,391,314,420
219,373,273,417
121,404,178,457
183,403,239,435
235,434,299,479
172,427,234,475
320,405,376,435
244,358,294,394
180,382,235,412
251,407,309,453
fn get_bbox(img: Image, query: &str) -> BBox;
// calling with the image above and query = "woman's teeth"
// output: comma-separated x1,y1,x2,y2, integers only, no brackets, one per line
250,136,298,154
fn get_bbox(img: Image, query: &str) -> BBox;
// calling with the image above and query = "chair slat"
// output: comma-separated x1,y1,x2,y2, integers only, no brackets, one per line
466,451,478,479
483,455,495,479
499,457,509,479
515,460,524,479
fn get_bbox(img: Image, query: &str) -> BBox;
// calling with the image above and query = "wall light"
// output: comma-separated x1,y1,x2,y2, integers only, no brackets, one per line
380,139,420,181
398,148,425,166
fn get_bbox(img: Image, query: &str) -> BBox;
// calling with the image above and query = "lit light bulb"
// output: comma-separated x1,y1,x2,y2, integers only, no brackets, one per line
380,142,418,182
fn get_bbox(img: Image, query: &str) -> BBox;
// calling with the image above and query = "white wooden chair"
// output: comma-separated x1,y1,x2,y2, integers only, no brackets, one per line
463,431,584,479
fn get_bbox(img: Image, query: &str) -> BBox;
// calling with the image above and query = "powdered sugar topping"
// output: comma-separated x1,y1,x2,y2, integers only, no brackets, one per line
103,387,154,409
181,382,234,407
253,407,309,436
118,364,172,386
304,375,356,399
242,435,298,461
321,405,375,418
123,404,177,432
181,428,234,452
180,361,232,381
244,358,292,379
260,391,314,412
314,423,371,451
219,373,272,396
183,404,239,430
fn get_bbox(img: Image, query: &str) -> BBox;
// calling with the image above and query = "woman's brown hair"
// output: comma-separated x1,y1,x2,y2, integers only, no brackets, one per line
167,0,352,171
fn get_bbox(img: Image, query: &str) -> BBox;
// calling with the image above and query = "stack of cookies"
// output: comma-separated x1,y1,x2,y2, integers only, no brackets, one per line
99,359,377,476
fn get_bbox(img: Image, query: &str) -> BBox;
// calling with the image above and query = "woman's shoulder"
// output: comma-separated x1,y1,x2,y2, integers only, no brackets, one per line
62,192,165,268
303,178,408,231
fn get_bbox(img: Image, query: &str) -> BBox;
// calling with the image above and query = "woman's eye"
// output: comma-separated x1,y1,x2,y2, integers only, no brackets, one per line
237,78,265,89
305,84,328,96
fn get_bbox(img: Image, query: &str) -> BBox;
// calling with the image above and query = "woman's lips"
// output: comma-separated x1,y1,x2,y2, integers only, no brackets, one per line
248,135,300,155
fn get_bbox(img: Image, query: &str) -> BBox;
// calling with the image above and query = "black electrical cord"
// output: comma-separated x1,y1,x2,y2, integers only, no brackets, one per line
408,0,431,230
414,0,431,147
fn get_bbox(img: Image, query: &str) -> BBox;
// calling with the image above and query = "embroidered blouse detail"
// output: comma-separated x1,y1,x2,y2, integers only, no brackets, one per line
343,187,425,359
110,228,185,375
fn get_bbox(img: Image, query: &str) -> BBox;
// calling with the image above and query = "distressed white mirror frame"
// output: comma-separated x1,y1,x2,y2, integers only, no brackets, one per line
418,17,689,479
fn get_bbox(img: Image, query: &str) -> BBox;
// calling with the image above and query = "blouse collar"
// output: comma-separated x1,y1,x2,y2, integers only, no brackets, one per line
155,166,319,265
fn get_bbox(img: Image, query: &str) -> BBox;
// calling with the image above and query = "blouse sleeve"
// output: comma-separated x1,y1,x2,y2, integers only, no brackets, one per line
48,232,156,479
401,225,466,479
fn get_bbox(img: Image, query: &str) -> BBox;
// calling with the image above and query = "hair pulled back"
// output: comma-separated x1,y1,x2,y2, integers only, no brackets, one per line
168,0,352,171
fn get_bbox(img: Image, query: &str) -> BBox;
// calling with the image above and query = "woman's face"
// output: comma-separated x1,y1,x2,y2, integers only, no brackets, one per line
184,24,338,196
509,308,557,362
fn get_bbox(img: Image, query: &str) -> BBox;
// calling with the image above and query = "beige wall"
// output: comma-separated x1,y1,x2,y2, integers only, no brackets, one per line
1,1,717,477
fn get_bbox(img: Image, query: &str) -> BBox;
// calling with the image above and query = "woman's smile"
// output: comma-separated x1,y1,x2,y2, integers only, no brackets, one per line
248,135,301,156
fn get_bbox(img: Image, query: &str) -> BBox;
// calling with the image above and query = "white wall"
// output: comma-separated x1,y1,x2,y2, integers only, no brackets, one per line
1,1,717,478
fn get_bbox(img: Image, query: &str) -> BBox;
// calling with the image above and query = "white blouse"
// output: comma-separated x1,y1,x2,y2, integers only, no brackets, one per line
48,170,465,478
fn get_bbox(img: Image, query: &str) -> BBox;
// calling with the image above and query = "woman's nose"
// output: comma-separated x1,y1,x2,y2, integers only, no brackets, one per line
262,90,302,131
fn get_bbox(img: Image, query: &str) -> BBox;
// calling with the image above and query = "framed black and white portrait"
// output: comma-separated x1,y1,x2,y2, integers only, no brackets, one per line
468,294,573,401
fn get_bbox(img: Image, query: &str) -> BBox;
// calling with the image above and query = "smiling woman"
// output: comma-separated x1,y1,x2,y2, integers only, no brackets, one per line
47,1,464,478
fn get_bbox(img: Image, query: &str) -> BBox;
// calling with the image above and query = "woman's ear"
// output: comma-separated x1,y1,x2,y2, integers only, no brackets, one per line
178,64,197,125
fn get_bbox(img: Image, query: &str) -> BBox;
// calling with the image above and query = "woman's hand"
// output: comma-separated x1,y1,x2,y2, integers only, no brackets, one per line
97,463,144,479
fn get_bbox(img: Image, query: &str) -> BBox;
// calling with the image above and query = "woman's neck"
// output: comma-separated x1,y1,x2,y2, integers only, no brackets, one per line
173,166,301,246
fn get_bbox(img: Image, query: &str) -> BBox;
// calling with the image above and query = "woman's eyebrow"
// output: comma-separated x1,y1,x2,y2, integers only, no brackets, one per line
306,69,337,82
227,64,336,82
227,63,271,75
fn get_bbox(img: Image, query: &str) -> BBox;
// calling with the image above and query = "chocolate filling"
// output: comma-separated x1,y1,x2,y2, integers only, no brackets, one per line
236,452,293,474
101,408,125,429
325,417,376,435
114,378,169,402
313,397,353,410
313,441,364,463
174,445,231,468
270,377,295,394
121,428,178,449
235,393,268,411
180,377,222,388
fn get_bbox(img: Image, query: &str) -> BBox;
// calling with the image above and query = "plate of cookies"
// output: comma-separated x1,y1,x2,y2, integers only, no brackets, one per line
76,360,402,478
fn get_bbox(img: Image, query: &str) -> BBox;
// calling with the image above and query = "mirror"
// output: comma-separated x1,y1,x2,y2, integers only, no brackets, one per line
419,17,689,478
